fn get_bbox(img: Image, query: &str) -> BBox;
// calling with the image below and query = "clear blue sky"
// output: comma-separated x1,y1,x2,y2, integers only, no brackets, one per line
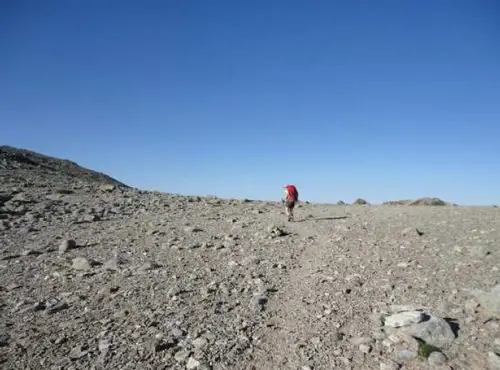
1,1,499,205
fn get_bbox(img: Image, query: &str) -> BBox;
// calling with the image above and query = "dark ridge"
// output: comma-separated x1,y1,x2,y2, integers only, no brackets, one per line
383,197,449,206
0,145,129,187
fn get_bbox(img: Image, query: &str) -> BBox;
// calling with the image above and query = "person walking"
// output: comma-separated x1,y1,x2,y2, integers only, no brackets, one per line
283,184,299,222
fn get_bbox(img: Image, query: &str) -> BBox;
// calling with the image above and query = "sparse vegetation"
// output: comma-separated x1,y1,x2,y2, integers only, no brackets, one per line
417,341,441,359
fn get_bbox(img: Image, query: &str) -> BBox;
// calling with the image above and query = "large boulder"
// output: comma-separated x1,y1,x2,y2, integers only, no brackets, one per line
409,197,447,206
353,198,369,205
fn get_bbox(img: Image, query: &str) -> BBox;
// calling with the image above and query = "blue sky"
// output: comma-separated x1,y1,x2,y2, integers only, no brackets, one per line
1,1,499,205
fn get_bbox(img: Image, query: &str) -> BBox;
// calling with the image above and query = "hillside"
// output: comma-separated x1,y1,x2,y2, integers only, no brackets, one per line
0,145,128,189
1,147,499,370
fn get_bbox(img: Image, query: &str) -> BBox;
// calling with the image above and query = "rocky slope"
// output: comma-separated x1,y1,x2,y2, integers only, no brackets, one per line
1,147,499,370
0,146,128,189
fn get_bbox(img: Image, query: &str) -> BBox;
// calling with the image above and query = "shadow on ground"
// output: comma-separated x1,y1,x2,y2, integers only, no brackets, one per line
295,216,350,223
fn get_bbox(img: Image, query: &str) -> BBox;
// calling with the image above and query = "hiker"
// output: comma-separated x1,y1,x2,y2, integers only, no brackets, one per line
283,184,299,221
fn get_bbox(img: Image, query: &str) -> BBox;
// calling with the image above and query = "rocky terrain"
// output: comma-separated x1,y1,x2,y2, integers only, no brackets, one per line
1,146,499,370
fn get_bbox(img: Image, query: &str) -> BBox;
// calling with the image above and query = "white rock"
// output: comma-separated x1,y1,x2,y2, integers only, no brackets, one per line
384,311,424,328
192,337,208,350
470,284,500,318
72,257,91,271
428,351,447,367
59,239,76,254
350,336,372,345
100,184,116,192
488,351,500,370
98,339,110,352
380,360,401,370
186,357,200,369
104,258,119,271
174,349,190,363
359,344,371,353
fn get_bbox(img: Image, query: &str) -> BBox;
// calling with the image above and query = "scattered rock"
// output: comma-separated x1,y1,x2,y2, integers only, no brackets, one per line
69,345,88,360
192,337,208,351
22,248,43,256
470,284,500,318
103,257,120,271
100,184,116,192
359,344,372,353
98,339,110,353
174,348,191,363
171,328,185,338
72,257,93,271
385,311,424,328
468,245,491,258
137,261,161,273
33,301,46,311
268,225,289,237
46,300,69,314
185,226,203,233
350,336,372,345
428,351,447,367
398,313,456,348
82,214,101,222
380,361,401,370
488,351,500,370
402,228,425,237
186,357,201,369
59,239,77,254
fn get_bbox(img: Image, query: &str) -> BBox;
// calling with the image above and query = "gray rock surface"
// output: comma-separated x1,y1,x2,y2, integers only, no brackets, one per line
380,361,401,370
399,314,456,348
488,352,500,370
428,351,447,367
1,146,499,370
470,284,500,318
72,257,93,270
384,311,424,328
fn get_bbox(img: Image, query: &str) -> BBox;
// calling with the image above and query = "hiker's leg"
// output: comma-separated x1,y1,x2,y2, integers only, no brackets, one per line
284,201,291,220
286,200,295,221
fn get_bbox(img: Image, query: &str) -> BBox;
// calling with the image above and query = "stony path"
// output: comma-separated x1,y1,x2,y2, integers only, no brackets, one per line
251,208,352,369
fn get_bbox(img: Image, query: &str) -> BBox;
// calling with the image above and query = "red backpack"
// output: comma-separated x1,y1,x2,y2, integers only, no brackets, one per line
285,185,298,201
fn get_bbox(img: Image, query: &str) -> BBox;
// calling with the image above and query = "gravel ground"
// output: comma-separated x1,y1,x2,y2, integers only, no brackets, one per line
1,146,499,370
